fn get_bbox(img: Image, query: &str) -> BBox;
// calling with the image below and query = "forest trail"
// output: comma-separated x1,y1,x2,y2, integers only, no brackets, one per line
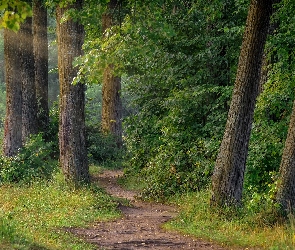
66,169,228,250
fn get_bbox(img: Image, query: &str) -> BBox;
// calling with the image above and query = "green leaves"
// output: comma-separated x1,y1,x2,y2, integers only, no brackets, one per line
0,134,57,184
0,0,32,32
121,0,248,199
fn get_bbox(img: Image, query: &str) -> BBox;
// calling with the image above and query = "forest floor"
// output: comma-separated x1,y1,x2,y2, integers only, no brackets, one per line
66,169,229,250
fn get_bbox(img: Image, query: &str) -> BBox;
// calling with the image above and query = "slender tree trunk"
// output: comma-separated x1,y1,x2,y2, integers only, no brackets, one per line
3,29,22,156
102,66,122,147
101,0,123,148
20,16,38,142
56,0,89,184
33,0,49,135
211,0,274,206
276,101,295,212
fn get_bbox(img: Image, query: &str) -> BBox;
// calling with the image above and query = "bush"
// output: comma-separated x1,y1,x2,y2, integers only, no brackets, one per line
0,134,58,184
86,123,124,167
123,85,228,200
138,138,218,201
245,50,294,193
44,101,59,157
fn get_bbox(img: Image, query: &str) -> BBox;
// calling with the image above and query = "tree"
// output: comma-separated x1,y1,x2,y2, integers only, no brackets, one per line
20,15,38,142
101,0,123,148
2,1,37,155
33,0,49,134
265,0,295,212
3,28,22,156
211,0,276,206
56,0,89,184
276,101,295,212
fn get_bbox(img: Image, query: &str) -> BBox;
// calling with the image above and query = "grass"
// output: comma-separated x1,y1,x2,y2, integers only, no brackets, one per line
0,169,121,250
117,171,146,192
2,163,295,250
163,191,295,249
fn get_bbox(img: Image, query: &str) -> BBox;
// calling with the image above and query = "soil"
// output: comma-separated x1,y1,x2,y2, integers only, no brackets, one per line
66,169,228,250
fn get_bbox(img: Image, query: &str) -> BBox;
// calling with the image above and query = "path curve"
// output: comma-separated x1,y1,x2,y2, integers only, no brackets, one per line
67,170,228,250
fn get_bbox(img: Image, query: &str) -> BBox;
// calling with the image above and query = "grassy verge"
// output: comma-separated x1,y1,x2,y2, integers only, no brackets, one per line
163,191,295,249
0,169,121,250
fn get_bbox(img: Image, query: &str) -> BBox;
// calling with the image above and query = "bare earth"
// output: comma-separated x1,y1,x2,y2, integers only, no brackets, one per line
66,170,228,250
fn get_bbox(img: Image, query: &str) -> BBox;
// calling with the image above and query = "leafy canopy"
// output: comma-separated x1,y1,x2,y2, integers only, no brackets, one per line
0,0,32,32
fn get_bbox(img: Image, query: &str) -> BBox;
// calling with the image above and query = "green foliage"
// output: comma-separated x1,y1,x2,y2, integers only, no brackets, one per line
121,0,247,199
244,177,281,223
0,134,58,184
85,84,102,125
139,140,214,201
84,84,125,167
45,101,59,154
86,123,124,166
0,0,32,32
244,0,295,194
0,215,42,249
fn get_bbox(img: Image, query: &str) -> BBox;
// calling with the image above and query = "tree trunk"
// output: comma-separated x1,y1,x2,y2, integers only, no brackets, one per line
211,0,274,206
33,0,49,135
56,0,89,184
101,0,123,148
276,101,295,212
20,16,38,142
3,29,22,156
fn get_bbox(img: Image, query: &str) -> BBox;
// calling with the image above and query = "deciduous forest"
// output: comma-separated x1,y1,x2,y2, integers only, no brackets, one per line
0,0,295,249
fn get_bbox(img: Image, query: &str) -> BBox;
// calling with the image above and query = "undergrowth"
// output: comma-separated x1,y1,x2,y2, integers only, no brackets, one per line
164,191,295,249
0,170,121,250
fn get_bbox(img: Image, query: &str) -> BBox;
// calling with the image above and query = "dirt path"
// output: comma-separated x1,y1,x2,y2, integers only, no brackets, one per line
67,170,228,250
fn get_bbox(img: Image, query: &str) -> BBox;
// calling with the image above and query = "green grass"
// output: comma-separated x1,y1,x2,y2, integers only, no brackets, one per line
3,165,294,250
0,170,121,250
117,171,146,192
163,191,295,249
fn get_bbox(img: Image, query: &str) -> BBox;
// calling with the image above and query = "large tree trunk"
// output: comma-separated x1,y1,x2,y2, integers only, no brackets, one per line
20,16,38,142
101,0,123,148
276,101,295,212
56,0,89,184
33,0,49,135
211,0,274,206
3,29,22,156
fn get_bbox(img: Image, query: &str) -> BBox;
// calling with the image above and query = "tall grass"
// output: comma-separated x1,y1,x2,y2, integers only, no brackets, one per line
0,170,121,250
164,191,295,249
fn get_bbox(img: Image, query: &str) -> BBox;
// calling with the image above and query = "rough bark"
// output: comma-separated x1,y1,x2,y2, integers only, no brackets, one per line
3,29,22,156
33,0,49,134
211,0,274,206
56,0,89,184
20,16,38,142
276,101,295,212
101,0,123,148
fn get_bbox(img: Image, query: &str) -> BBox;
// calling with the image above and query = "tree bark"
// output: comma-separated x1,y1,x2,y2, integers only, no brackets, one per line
101,0,123,148
56,0,89,184
211,0,274,206
33,0,49,135
3,29,22,156
20,16,38,142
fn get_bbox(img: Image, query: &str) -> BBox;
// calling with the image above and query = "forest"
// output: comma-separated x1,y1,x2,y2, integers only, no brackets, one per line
0,0,295,249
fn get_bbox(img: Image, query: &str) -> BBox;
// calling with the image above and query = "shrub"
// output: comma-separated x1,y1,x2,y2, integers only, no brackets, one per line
138,138,218,201
86,123,124,167
44,101,59,157
0,134,58,184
